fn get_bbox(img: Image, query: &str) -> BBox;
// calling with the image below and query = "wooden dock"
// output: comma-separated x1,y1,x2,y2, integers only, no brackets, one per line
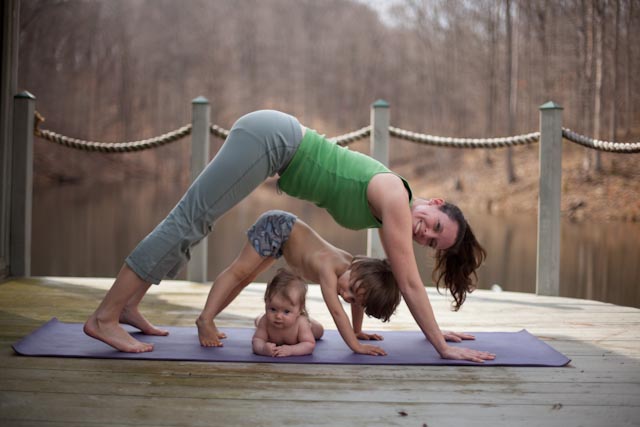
0,276,638,426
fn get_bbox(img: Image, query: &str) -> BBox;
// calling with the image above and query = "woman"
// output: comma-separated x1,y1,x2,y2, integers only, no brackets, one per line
84,110,494,363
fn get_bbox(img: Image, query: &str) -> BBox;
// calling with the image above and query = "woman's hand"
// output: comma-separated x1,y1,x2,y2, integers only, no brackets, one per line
354,343,387,356
439,345,496,363
356,331,384,341
442,330,475,342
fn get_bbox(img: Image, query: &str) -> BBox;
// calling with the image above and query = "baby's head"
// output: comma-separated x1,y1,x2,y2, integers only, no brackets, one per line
264,268,308,318
349,256,401,322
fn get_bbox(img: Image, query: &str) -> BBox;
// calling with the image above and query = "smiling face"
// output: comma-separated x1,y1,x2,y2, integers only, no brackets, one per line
265,290,303,330
411,199,459,250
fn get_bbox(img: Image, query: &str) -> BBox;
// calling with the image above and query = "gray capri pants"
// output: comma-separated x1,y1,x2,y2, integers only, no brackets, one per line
247,210,297,259
126,110,303,284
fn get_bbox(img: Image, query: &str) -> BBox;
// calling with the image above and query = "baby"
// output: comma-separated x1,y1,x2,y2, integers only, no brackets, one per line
252,268,319,357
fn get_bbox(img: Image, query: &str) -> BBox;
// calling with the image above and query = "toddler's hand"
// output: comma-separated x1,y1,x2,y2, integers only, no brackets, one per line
356,331,384,341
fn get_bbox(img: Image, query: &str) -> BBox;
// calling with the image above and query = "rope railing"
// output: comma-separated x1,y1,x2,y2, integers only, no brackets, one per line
330,126,372,146
208,123,371,146
33,111,640,153
34,112,192,153
36,126,192,153
562,128,640,153
15,98,638,293
209,124,229,140
389,127,540,148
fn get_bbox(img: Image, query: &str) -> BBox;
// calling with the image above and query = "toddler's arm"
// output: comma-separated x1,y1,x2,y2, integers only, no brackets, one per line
351,304,383,341
320,273,386,356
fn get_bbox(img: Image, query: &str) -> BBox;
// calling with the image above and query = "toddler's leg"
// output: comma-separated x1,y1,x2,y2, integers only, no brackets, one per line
197,242,276,346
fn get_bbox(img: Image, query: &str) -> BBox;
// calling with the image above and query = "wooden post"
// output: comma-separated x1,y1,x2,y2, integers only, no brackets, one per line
1,0,21,279
536,101,563,296
187,96,210,283
367,100,390,259
10,91,35,277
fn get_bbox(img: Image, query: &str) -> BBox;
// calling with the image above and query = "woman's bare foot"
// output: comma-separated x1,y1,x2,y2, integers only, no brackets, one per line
119,306,169,336
196,317,227,347
84,314,154,353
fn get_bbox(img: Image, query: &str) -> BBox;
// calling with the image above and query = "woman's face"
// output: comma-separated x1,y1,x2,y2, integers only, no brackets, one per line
411,200,459,250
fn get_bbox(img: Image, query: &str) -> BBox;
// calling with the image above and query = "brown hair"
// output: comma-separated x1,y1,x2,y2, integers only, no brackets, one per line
432,202,486,311
264,268,309,316
349,256,401,322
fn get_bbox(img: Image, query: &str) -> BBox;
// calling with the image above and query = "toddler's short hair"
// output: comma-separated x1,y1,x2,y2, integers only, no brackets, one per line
349,256,400,322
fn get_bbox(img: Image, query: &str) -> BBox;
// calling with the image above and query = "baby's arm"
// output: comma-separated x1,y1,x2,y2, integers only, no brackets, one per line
351,304,383,341
252,316,276,356
272,318,316,357
320,274,386,356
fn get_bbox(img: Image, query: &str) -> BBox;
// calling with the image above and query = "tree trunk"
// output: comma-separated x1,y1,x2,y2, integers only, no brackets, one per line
484,0,499,167
505,0,517,183
610,0,620,143
592,0,605,172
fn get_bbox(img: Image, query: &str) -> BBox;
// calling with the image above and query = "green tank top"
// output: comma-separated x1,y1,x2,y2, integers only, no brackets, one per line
278,129,412,230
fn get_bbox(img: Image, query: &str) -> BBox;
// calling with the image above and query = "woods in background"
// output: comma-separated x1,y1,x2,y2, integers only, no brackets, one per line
18,0,640,186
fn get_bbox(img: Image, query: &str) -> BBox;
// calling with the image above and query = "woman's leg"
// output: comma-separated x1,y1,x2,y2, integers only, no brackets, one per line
119,282,169,336
84,264,155,353
125,110,302,285
86,111,301,352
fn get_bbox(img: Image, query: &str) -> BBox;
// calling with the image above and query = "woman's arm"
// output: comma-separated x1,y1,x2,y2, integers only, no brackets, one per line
369,175,494,362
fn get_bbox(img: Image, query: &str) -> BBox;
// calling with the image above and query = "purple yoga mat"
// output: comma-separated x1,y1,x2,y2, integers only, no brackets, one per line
12,318,570,366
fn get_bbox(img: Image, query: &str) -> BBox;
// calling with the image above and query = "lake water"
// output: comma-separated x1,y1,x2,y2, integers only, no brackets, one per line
32,179,640,309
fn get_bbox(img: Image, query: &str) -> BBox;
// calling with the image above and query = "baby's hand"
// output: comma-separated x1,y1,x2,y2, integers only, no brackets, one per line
264,342,277,356
272,345,293,357
356,331,383,341
355,343,387,356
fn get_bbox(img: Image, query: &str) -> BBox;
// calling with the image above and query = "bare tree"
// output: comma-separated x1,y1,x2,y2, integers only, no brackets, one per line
610,0,620,143
591,0,606,172
18,0,640,188
484,0,500,166
505,0,516,183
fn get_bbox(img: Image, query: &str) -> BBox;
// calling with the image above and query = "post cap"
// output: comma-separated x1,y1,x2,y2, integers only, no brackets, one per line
372,99,389,108
192,96,209,104
539,101,563,110
15,91,35,99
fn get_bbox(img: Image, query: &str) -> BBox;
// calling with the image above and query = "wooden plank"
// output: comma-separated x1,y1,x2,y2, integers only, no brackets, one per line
0,277,638,427
1,392,638,427
1,366,639,406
